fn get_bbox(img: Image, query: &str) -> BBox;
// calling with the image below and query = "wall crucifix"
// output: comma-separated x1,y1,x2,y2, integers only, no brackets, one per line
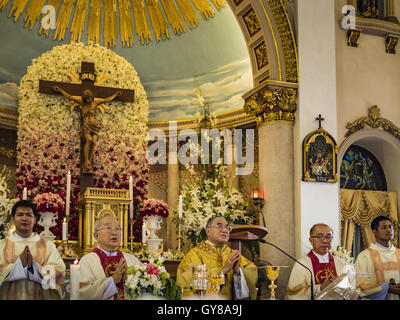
39,61,134,191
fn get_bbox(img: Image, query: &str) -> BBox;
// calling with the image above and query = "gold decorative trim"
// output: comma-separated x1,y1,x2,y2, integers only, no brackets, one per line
254,41,268,70
385,35,399,54
345,105,400,140
347,29,361,47
266,0,298,82
1,0,226,48
243,7,261,37
243,86,297,125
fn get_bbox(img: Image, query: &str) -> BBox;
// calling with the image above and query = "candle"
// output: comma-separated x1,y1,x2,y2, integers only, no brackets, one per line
142,221,146,244
178,195,183,219
62,218,68,241
22,187,27,200
70,259,80,300
129,175,133,220
66,171,71,217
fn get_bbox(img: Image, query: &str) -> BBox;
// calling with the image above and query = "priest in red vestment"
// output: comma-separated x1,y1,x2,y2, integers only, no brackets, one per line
79,215,142,300
285,223,350,300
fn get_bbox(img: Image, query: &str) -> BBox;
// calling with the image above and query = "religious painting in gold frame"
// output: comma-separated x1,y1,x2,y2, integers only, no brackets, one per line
302,128,338,183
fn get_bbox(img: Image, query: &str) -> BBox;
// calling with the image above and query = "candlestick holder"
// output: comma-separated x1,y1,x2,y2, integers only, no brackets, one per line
129,219,135,252
58,216,79,259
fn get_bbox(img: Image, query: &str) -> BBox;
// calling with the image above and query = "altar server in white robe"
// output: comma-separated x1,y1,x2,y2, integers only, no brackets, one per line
355,216,400,300
0,200,66,299
79,214,142,300
285,223,349,300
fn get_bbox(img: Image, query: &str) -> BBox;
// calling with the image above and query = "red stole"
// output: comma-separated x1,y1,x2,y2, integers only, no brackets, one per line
93,248,125,300
307,250,337,285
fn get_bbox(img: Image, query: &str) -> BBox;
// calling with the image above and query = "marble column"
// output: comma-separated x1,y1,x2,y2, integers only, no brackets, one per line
166,150,179,251
258,122,295,299
226,128,239,190
244,83,297,299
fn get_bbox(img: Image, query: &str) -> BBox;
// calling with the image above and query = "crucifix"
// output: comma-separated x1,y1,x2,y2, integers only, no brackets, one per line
39,62,134,192
316,114,324,129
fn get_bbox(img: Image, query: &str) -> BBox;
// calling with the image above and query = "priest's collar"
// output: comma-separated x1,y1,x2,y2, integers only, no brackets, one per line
373,241,392,249
99,247,118,256
11,231,40,242
205,240,225,250
311,250,329,263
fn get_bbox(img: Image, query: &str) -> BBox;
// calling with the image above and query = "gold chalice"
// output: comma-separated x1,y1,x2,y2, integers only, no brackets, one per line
266,266,280,300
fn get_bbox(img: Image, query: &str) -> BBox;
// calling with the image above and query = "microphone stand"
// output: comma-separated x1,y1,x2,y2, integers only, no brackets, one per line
260,239,314,300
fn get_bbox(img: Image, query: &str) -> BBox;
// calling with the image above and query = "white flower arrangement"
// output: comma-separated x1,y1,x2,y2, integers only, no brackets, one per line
330,245,355,264
0,168,18,239
178,163,256,246
125,259,181,300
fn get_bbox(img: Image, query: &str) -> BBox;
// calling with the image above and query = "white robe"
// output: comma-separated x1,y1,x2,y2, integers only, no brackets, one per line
285,252,349,300
0,232,66,299
355,242,400,300
79,249,141,300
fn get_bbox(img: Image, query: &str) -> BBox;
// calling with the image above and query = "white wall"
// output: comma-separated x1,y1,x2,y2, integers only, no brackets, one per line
295,0,340,257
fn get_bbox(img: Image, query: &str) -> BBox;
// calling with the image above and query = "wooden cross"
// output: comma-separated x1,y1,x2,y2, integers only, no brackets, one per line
39,61,135,192
39,61,134,102
316,114,324,129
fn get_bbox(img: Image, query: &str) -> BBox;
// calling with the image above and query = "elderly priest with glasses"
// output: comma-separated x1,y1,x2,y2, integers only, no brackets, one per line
176,216,258,299
285,223,350,300
79,214,142,300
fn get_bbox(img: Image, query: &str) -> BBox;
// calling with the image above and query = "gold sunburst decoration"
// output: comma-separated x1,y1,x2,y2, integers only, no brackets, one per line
0,0,226,47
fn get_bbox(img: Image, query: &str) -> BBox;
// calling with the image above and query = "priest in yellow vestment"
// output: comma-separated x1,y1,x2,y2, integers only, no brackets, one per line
355,216,400,300
176,216,258,300
0,200,66,299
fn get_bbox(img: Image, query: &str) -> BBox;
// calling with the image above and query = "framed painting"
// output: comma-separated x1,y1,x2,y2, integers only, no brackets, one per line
302,128,338,183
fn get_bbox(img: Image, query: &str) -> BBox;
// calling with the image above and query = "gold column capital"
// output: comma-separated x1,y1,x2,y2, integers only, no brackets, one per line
243,83,297,126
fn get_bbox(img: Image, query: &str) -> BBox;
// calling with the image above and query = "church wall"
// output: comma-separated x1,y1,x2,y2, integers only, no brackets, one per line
335,0,400,145
334,0,400,234
295,0,340,257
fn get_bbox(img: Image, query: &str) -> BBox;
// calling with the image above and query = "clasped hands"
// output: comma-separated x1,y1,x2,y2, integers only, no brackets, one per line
20,245,33,269
112,259,127,285
222,250,241,275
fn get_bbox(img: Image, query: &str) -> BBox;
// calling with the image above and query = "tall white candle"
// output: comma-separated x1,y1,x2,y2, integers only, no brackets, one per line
62,218,68,241
66,171,71,217
178,195,183,219
22,187,27,200
142,221,146,244
129,176,133,220
70,259,80,300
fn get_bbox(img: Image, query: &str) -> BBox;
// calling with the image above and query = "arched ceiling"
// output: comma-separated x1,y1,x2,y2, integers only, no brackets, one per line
0,2,252,124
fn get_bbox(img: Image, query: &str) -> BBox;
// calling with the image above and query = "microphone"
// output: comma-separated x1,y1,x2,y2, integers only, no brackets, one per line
260,239,315,300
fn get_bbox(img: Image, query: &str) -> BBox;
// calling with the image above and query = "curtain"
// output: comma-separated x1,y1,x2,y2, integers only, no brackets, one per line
340,189,399,251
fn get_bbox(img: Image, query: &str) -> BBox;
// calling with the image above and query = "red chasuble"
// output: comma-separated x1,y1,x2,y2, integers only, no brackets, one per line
93,248,125,300
307,250,337,285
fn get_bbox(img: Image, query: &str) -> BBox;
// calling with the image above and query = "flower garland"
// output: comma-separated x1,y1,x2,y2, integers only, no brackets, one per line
139,199,169,218
16,43,149,240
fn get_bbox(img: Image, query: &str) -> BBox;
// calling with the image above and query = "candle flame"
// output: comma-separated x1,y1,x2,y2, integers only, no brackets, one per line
63,218,66,223
74,259,79,265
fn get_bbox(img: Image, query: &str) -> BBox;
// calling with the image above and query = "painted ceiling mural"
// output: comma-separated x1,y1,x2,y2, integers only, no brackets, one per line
0,3,252,122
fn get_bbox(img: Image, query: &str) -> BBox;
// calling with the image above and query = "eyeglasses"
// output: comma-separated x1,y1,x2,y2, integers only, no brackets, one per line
98,227,122,233
310,235,334,241
210,223,232,232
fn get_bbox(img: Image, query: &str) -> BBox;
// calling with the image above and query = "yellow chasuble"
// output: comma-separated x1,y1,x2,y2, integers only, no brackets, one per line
0,232,66,299
176,241,257,300
355,243,400,300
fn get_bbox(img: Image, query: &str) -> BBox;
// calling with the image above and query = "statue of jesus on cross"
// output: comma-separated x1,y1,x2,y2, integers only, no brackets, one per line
52,86,122,174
